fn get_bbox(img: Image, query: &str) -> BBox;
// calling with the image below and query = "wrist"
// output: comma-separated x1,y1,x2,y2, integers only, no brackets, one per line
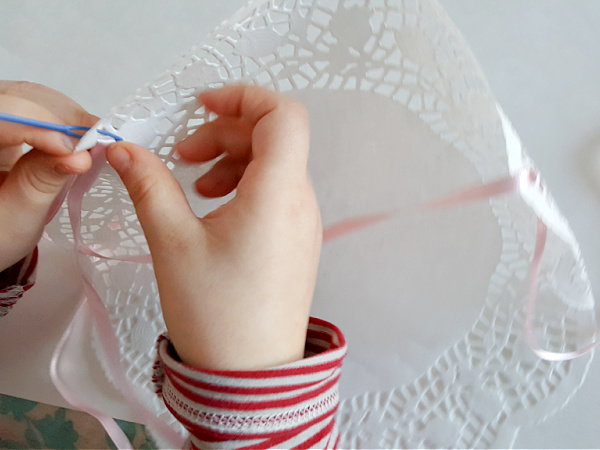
167,308,311,371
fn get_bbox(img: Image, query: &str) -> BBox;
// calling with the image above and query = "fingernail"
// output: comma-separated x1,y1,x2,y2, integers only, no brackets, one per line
173,142,185,156
197,88,215,104
62,135,75,151
54,163,72,175
55,163,87,176
107,144,131,172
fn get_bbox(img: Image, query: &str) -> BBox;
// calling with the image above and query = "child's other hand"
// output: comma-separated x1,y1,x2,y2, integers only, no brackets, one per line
107,85,322,370
0,81,95,271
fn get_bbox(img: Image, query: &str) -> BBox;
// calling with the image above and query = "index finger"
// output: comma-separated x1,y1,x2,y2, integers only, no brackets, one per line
0,92,97,155
199,85,310,175
0,94,76,154
198,85,281,126
0,81,95,127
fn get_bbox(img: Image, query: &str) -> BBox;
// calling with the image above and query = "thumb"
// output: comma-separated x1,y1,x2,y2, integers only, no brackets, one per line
106,142,199,255
0,149,90,268
0,149,89,225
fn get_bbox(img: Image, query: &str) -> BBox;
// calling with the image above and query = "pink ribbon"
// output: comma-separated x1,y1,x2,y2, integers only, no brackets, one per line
323,170,523,241
51,144,184,449
50,145,598,449
50,299,134,450
323,167,599,361
524,219,600,361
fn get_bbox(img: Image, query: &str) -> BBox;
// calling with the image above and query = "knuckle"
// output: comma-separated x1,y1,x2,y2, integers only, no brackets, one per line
283,185,320,231
17,81,40,91
20,165,62,197
281,100,309,124
0,147,21,171
158,222,198,255
0,80,24,95
129,171,160,207
10,81,43,95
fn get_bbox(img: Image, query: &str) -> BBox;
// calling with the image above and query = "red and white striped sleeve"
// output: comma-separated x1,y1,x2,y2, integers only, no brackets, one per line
153,317,347,449
0,248,38,318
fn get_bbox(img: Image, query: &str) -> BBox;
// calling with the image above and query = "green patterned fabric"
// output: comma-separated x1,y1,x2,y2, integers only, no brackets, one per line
0,394,156,449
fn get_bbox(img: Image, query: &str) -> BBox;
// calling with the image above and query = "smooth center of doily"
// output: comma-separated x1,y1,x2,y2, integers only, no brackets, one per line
302,89,502,397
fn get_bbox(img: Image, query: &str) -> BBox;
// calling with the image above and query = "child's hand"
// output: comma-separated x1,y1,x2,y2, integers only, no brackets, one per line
107,85,322,370
0,81,94,271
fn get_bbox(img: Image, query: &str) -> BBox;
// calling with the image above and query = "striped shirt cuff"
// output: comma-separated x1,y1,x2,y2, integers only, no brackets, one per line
0,248,38,318
153,317,347,450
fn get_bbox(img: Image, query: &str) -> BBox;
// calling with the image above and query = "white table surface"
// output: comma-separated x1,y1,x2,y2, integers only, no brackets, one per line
0,1,598,447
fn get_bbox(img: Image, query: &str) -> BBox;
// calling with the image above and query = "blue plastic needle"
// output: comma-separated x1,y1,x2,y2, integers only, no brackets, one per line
0,111,122,142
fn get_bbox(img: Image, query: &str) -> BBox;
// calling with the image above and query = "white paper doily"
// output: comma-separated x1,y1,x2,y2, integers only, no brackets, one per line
46,0,596,447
